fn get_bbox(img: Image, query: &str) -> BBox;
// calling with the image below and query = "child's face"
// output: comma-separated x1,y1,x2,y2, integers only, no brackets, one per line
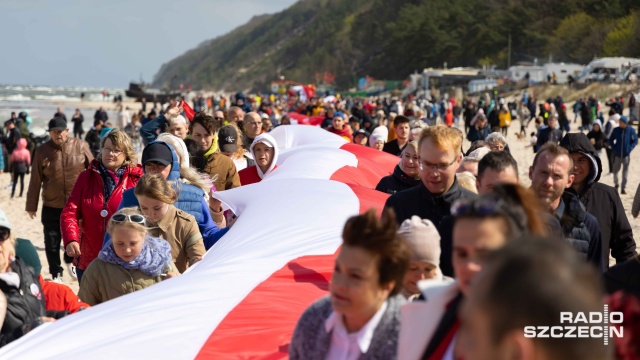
137,195,169,223
112,226,145,262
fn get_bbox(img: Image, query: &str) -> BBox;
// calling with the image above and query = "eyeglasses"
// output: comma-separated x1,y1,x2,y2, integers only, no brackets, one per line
111,214,146,225
102,148,123,155
0,228,9,241
419,157,457,172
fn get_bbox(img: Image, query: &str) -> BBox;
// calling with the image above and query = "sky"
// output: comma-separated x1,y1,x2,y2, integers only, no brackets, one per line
0,0,298,88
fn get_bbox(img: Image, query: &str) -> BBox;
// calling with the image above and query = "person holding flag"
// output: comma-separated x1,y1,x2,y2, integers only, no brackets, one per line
140,100,196,146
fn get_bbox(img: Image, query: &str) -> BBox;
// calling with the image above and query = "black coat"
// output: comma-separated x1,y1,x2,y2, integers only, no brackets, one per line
0,259,47,347
560,133,637,268
604,256,640,297
535,126,563,152
84,128,102,157
375,165,419,195
466,125,491,143
384,178,476,277
382,140,407,157
557,192,604,272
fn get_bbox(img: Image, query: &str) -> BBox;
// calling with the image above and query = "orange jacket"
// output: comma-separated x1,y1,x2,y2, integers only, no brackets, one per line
39,276,90,313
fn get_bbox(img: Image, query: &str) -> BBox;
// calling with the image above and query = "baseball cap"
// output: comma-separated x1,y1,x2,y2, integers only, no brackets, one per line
218,126,239,153
48,117,68,131
141,142,173,166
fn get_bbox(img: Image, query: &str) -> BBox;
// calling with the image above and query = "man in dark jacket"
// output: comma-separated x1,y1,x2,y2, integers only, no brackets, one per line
382,115,410,156
84,119,103,158
609,116,638,194
529,143,604,272
534,113,563,152
3,119,21,166
560,133,637,269
385,126,476,276
93,106,108,123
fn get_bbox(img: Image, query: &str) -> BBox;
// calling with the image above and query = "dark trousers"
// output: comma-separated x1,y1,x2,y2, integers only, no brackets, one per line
77,268,85,284
11,171,25,197
605,147,614,173
41,206,74,277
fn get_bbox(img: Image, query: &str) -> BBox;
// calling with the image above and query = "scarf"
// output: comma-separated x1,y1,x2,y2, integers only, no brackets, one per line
204,133,219,159
98,162,126,202
99,236,173,277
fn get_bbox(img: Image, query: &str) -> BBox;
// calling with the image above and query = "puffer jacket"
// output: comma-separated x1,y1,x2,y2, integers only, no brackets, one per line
26,138,93,212
558,192,604,272
0,259,47,347
117,141,224,249
61,160,143,270
560,133,637,268
375,164,419,195
78,258,176,306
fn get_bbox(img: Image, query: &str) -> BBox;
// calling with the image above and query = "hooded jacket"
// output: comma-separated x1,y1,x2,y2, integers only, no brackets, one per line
586,119,606,150
375,164,419,195
61,160,143,270
117,141,226,250
560,133,636,267
10,138,30,173
239,133,279,186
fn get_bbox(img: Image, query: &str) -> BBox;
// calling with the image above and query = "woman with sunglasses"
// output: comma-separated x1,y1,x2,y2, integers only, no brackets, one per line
398,184,547,360
61,129,143,283
78,207,177,306
375,141,420,195
0,209,57,347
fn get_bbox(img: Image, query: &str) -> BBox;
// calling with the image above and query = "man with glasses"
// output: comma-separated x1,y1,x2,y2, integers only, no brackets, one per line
26,117,93,282
384,126,476,275
243,112,263,148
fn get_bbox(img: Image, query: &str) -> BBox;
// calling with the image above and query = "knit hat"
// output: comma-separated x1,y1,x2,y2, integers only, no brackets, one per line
620,116,629,124
397,216,441,267
0,208,11,230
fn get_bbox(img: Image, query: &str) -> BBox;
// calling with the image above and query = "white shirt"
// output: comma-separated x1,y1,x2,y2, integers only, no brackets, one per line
324,301,388,360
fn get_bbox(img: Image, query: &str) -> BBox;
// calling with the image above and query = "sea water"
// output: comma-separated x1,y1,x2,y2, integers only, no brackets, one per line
0,84,126,130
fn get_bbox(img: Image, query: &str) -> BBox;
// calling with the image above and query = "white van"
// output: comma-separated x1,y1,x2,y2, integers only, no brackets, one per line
577,57,640,83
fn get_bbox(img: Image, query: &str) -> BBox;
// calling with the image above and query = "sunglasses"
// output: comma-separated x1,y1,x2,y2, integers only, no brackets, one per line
111,214,146,225
0,228,9,241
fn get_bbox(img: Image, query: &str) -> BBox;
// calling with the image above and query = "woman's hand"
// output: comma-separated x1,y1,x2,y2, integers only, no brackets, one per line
66,242,81,257
164,272,180,279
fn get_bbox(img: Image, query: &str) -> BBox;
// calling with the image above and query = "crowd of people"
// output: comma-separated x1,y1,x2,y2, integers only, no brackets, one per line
0,87,638,358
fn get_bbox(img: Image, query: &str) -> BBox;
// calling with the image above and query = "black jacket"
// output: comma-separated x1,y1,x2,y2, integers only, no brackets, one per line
375,165,419,195
560,133,637,268
382,139,406,157
385,178,476,277
466,125,491,143
0,259,47,347
557,192,604,272
84,128,102,157
604,256,640,297
535,126,563,152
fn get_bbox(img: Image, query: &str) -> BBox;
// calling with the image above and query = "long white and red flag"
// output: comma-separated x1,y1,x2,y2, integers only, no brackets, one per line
1,126,397,359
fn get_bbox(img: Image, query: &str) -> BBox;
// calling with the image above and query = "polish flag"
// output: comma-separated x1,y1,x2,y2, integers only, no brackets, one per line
1,126,396,358
181,100,196,121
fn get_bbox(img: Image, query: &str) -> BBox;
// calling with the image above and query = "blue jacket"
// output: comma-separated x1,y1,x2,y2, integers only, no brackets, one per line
139,114,167,146
109,141,226,249
609,126,638,157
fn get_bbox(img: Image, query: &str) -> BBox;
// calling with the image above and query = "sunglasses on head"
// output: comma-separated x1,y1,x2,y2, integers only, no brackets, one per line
0,227,9,241
111,214,146,225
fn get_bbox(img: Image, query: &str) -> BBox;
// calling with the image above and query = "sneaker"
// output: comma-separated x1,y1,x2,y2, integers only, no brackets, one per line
65,262,77,279
52,276,63,284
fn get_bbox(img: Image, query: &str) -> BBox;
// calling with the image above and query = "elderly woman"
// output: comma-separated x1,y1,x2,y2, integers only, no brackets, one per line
0,208,57,346
290,209,410,359
398,184,547,359
165,114,188,140
485,132,508,152
375,141,420,194
61,129,143,283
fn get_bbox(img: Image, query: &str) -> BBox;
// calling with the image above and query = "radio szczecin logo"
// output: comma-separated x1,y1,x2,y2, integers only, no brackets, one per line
524,305,623,345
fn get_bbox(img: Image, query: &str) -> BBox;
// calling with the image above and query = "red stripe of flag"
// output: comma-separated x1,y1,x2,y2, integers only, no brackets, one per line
181,100,196,121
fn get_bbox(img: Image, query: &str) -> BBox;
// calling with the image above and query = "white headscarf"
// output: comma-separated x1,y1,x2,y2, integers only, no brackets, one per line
249,133,279,179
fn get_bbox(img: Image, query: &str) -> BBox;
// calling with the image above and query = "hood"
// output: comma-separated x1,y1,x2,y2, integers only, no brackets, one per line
16,138,28,150
147,140,181,181
249,133,279,179
559,133,601,183
592,119,603,131
235,92,246,101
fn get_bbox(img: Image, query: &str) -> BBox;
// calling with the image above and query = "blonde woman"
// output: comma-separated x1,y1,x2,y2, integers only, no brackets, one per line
61,129,143,283
78,207,178,305
218,123,255,171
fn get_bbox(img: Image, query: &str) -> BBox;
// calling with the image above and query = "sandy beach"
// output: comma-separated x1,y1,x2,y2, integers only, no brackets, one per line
1,106,639,296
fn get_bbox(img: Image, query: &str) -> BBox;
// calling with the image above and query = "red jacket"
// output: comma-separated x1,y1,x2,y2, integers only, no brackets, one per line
39,276,89,313
61,160,143,270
